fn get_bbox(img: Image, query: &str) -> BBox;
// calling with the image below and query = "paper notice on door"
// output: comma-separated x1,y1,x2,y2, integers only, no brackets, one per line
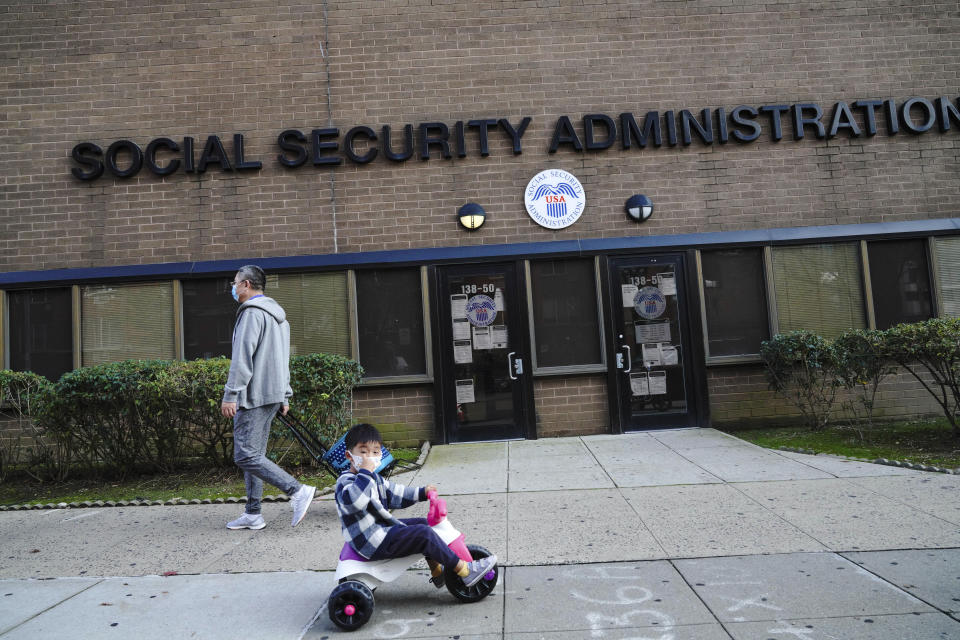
642,343,662,368
635,322,671,343
452,317,471,340
455,379,475,404
451,294,468,319
660,343,679,366
494,288,504,311
621,284,639,308
454,339,473,364
491,324,508,349
472,326,493,350
630,372,649,396
659,272,677,296
649,370,667,395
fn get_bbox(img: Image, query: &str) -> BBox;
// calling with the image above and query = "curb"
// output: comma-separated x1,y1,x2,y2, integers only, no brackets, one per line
777,446,960,475
0,441,432,513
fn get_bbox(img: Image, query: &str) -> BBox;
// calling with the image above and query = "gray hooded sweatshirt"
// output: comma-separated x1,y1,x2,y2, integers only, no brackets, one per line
222,295,293,409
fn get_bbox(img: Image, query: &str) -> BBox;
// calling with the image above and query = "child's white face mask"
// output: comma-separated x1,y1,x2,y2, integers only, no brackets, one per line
350,453,382,469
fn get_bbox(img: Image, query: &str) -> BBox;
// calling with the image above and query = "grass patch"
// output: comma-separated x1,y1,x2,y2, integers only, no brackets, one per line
720,418,960,469
0,447,421,506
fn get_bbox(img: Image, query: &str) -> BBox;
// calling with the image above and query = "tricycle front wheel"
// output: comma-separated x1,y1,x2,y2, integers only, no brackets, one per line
328,580,375,631
445,544,499,603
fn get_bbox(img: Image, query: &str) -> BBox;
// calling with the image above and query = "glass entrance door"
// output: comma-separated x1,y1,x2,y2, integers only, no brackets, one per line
437,263,531,442
609,254,699,430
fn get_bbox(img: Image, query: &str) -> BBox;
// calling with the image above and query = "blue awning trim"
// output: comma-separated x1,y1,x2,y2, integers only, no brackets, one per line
2,218,958,287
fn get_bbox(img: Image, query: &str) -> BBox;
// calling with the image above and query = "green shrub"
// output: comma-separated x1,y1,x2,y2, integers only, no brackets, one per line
834,328,896,434
286,353,364,445
881,317,960,435
760,330,842,431
0,370,66,481
0,352,364,479
160,358,234,467
39,360,189,477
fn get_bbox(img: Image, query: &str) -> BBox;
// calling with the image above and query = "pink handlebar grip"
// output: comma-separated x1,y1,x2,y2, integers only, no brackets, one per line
427,490,447,526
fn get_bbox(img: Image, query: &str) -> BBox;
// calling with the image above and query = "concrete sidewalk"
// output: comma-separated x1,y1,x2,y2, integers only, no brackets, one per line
1,429,959,639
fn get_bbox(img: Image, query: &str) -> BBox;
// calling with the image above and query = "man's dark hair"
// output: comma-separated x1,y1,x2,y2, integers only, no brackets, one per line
236,264,266,291
344,423,383,451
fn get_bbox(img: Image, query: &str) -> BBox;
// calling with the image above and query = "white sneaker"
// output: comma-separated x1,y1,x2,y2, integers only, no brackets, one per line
226,512,266,530
290,484,316,527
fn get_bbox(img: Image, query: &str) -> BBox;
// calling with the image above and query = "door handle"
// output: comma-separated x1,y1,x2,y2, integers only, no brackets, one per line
622,345,632,373
507,351,517,380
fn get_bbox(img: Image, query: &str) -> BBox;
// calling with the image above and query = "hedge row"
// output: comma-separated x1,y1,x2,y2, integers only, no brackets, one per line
0,354,363,481
761,317,960,434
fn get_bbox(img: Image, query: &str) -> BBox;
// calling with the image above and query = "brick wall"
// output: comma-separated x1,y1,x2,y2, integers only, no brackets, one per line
2,1,960,273
352,384,436,446
5,1,960,438
708,364,945,429
534,374,609,437
353,375,613,444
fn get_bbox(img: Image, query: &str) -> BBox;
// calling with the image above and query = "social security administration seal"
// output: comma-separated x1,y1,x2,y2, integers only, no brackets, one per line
465,294,497,327
524,169,586,229
634,286,666,319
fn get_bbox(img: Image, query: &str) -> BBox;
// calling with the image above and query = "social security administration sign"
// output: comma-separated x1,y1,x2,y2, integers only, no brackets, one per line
524,169,586,229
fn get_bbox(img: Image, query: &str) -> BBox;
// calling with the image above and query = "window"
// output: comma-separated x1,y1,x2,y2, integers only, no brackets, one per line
8,288,73,380
355,269,427,378
182,278,237,360
771,243,866,339
700,248,769,357
934,236,960,318
529,259,603,369
81,282,176,366
867,239,933,329
268,272,350,357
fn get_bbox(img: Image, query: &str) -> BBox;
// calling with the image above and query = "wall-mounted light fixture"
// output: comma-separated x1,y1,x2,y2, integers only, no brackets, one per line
625,194,653,222
457,202,486,230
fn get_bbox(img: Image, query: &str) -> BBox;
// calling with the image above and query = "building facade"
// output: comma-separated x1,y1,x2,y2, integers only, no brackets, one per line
3,0,959,445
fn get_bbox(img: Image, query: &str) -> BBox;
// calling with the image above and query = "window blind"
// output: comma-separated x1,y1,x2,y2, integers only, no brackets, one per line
935,236,960,318
267,272,350,356
771,243,865,339
81,283,175,366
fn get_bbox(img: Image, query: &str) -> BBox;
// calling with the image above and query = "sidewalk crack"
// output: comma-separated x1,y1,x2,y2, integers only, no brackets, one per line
0,578,104,637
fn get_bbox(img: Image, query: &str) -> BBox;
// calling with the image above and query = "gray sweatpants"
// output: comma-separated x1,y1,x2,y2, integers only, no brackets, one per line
233,403,301,515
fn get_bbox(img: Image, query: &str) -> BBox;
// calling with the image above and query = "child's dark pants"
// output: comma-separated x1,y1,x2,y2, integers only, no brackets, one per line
369,518,462,570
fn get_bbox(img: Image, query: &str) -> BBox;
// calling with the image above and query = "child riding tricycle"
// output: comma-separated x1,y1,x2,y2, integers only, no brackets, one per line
328,424,499,631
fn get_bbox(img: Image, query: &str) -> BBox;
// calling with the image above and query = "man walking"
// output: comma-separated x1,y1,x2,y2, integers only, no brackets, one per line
220,265,316,529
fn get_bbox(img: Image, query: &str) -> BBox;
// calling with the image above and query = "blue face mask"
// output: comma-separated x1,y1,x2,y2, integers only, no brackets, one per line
231,284,239,302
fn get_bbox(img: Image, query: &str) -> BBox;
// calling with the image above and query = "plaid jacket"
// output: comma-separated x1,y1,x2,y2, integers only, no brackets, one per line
335,469,425,559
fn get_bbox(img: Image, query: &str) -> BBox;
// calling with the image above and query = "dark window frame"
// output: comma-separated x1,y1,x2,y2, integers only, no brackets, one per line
697,247,771,363
526,257,607,376
6,286,74,381
181,277,237,361
352,267,433,385
353,267,431,383
865,238,935,330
